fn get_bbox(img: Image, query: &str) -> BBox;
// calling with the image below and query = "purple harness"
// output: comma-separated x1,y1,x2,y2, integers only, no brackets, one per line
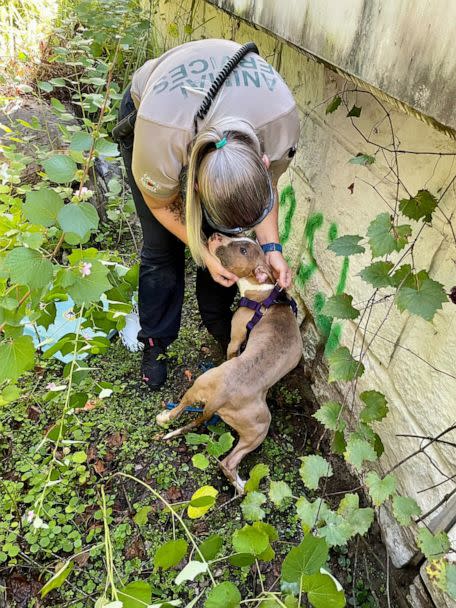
238,284,298,336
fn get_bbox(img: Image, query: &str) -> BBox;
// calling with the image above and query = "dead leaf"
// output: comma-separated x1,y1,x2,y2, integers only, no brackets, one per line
75,398,100,413
184,369,193,381
27,406,41,421
125,536,145,560
348,182,355,194
106,432,126,448
87,445,97,463
6,574,41,608
74,552,90,567
93,460,106,474
165,486,182,502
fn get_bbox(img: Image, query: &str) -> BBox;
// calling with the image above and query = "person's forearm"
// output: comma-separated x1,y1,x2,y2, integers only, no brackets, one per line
255,187,280,244
149,199,189,245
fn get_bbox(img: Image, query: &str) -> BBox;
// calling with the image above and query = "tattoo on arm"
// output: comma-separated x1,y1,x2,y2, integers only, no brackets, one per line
166,196,185,224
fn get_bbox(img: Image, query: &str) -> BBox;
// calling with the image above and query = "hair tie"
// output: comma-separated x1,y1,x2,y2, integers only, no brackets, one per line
215,137,227,149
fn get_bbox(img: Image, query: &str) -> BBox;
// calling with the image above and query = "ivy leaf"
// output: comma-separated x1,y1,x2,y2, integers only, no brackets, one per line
0,336,35,383
327,234,365,256
192,453,209,470
347,105,362,117
327,347,365,383
244,463,269,493
300,455,333,490
118,581,151,608
296,497,330,532
41,560,74,598
392,495,421,526
349,153,375,165
367,213,411,257
5,247,53,289
241,491,266,522
269,481,292,507
204,581,241,608
399,190,438,222
337,493,374,537
64,260,111,305
359,261,394,288
281,535,329,583
175,560,208,585
321,294,359,320
313,402,346,432
319,511,353,547
23,189,64,227
325,96,341,114
58,202,99,240
344,437,377,471
359,391,389,423
365,472,396,506
417,528,450,560
196,534,223,562
42,155,77,183
153,539,188,570
301,572,346,608
396,276,447,321
232,524,269,556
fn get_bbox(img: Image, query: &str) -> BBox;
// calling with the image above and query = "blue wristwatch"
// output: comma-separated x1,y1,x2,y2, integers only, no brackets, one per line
261,242,283,253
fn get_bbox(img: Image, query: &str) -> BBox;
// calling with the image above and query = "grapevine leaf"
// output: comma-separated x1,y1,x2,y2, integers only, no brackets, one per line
396,276,447,321
417,528,450,559
300,455,333,490
367,213,411,257
301,572,346,608
319,511,353,547
337,493,374,537
232,524,269,556
365,472,396,506
327,347,365,382
344,437,377,471
204,582,241,608
241,491,266,522
399,190,438,222
360,390,389,423
321,294,359,320
296,497,331,532
349,153,374,165
5,247,53,289
281,535,329,583
332,431,347,455
153,539,188,570
269,481,292,507
58,202,99,239
23,189,64,227
326,96,342,114
244,463,269,493
359,261,394,288
390,264,414,288
392,495,421,526
42,155,77,183
313,401,345,432
327,235,365,256
0,336,35,383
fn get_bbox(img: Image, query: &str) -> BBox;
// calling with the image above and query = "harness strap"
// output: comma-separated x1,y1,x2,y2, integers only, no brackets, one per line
239,285,298,337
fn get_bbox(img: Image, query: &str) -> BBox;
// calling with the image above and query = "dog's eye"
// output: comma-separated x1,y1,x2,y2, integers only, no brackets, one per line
240,247,247,255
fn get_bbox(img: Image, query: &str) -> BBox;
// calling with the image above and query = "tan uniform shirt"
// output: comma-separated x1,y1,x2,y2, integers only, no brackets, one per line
131,39,300,202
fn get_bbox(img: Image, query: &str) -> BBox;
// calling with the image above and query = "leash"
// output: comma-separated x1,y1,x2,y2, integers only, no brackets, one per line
238,284,298,337
165,402,221,427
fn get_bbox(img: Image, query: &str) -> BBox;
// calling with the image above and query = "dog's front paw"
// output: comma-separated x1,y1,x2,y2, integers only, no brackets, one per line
156,411,170,428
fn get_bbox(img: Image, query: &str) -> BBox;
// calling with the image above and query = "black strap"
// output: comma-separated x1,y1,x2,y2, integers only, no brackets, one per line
193,42,259,135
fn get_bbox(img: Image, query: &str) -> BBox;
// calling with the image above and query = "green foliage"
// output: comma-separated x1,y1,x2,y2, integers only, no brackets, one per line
399,190,438,222
365,472,396,506
417,528,450,560
327,347,365,382
349,153,374,165
392,495,421,525
326,96,342,114
359,391,389,423
300,455,333,490
153,539,188,570
41,560,74,598
367,213,411,257
118,581,151,607
23,189,64,227
269,481,292,507
359,261,394,288
327,235,365,256
244,463,270,493
301,571,346,608
42,155,78,183
241,491,267,522
344,438,377,471
313,401,346,432
322,293,360,320
396,273,448,321
281,535,329,582
205,582,241,608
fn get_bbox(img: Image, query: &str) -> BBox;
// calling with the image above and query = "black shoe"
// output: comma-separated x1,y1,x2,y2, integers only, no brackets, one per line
141,338,167,390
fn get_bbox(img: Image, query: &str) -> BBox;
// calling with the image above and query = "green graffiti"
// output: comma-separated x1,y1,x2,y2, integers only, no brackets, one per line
279,184,297,244
328,222,338,243
295,212,324,289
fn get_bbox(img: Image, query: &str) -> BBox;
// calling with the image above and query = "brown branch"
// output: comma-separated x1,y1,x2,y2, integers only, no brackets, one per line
415,487,456,523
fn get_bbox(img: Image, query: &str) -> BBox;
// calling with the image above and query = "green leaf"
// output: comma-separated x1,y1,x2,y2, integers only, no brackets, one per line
186,433,210,445
281,535,329,583
347,105,362,117
241,491,266,521
396,276,448,321
301,572,346,608
367,213,411,257
228,553,255,567
23,189,64,227
41,560,74,598
399,190,438,222
392,495,421,526
446,563,456,600
192,453,209,470
71,451,87,463
296,497,330,532
359,261,394,288
321,293,359,320
360,390,389,423
390,264,414,288
175,560,208,585
95,138,119,157
332,431,347,455
205,581,241,608
5,247,53,289
58,202,99,239
344,437,377,471
349,153,374,165
327,235,365,256
269,481,292,507
64,260,111,305
300,455,333,490
325,96,341,114
319,511,353,547
244,463,269,493
365,472,396,506
153,539,188,570
207,432,234,457
417,528,450,560
327,347,365,382
313,402,345,432
38,80,54,92
118,581,151,608
70,131,93,152
253,521,279,542
0,336,35,383
232,524,269,556
187,486,218,519
0,384,20,406
196,534,223,561
337,493,374,537
42,155,77,183
133,505,151,526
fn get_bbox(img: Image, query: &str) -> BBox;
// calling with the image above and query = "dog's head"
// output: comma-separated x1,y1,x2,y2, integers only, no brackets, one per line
208,233,274,284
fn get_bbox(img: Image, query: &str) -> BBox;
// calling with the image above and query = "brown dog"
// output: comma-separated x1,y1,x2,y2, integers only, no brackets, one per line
156,234,302,493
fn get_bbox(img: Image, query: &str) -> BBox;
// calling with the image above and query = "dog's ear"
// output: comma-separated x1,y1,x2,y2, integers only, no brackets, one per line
254,264,272,284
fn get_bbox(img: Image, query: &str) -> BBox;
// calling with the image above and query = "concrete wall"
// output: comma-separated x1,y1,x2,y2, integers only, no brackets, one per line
145,0,456,598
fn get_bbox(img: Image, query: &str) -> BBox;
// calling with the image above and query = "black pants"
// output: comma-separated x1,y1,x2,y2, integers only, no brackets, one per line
116,88,237,347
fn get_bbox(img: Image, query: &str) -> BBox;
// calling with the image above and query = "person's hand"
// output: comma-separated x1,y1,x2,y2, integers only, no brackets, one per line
266,251,292,289
203,249,238,287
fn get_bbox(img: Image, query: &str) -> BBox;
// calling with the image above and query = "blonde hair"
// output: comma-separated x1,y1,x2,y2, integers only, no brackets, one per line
185,126,271,266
